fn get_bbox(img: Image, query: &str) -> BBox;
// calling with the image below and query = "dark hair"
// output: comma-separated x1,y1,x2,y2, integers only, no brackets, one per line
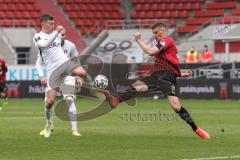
151,23,167,29
40,14,54,22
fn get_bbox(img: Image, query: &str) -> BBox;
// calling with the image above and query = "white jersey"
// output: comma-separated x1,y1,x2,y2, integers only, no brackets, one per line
62,40,78,59
61,40,79,86
33,31,68,75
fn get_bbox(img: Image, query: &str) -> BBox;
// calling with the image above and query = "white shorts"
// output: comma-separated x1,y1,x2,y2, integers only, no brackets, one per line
61,76,77,99
46,60,80,92
45,75,77,100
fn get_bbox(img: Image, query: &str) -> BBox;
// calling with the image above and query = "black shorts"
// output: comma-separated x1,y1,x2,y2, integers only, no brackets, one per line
140,70,177,96
0,82,7,93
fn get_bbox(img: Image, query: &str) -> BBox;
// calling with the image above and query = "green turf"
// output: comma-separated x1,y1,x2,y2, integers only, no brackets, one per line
0,98,240,160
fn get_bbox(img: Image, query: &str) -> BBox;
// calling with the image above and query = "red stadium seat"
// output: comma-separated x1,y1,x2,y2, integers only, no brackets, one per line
152,4,158,11
14,12,22,19
57,0,65,4
101,12,109,19
195,10,224,17
71,4,79,11
79,4,88,11
22,11,31,19
85,12,93,18
206,1,237,10
0,11,4,19
25,4,34,11
163,11,171,18
147,11,154,19
92,19,99,25
62,4,71,11
92,12,101,19
0,21,12,27
5,11,15,19
194,3,201,10
175,3,184,10
231,9,240,16
169,3,175,10
156,11,163,18
177,25,198,33
185,18,211,25
180,10,189,18
135,4,142,11
82,19,92,26
16,4,25,11
160,4,167,10
95,5,103,11
31,12,39,19
185,3,192,10
76,12,84,18
75,19,83,26
80,27,88,35
171,11,179,18
68,12,77,19
15,20,28,27
0,4,8,11
130,11,137,19
18,0,28,3
8,4,17,11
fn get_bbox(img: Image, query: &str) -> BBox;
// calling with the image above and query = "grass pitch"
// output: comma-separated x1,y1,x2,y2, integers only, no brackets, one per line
0,98,239,160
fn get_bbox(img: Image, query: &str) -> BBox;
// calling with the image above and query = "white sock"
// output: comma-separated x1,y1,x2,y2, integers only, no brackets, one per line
45,107,54,125
66,97,78,131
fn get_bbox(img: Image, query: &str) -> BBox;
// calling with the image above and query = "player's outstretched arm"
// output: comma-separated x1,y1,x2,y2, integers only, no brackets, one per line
134,32,159,56
181,70,193,78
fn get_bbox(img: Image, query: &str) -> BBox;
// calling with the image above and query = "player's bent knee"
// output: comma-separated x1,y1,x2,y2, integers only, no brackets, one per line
171,104,180,112
133,80,148,92
65,96,74,104
72,66,86,77
45,98,55,108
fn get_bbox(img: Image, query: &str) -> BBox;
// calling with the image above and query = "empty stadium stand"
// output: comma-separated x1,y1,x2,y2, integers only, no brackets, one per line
56,0,125,36
178,1,239,34
34,0,86,51
0,0,40,28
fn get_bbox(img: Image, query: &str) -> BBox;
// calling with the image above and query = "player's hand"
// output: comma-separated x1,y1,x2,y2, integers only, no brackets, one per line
55,25,64,33
40,77,47,85
134,32,141,41
181,70,193,78
75,76,83,86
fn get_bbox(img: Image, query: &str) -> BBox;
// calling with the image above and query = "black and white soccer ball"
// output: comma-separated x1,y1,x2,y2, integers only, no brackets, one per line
94,75,108,89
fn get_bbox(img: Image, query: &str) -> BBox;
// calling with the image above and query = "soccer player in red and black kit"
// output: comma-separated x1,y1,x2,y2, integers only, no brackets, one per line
100,23,210,139
0,56,8,109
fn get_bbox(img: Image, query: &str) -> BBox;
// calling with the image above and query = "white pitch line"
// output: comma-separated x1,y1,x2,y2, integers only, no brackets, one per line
0,117,45,119
181,156,240,160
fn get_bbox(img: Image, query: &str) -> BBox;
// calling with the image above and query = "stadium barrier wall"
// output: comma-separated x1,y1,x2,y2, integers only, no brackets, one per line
6,79,239,99
6,63,240,81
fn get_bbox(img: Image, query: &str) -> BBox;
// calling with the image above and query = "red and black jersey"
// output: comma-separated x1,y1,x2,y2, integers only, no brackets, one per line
0,58,7,83
153,36,181,77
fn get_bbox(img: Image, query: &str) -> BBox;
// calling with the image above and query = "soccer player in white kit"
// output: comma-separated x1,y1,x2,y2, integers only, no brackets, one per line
33,14,86,138
36,26,82,137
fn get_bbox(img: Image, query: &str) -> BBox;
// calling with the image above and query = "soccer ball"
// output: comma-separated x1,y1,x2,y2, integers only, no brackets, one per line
94,75,108,89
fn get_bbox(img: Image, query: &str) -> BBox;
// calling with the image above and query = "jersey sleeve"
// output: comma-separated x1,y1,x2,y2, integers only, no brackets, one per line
33,31,59,48
35,54,45,77
70,43,78,57
155,38,173,52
